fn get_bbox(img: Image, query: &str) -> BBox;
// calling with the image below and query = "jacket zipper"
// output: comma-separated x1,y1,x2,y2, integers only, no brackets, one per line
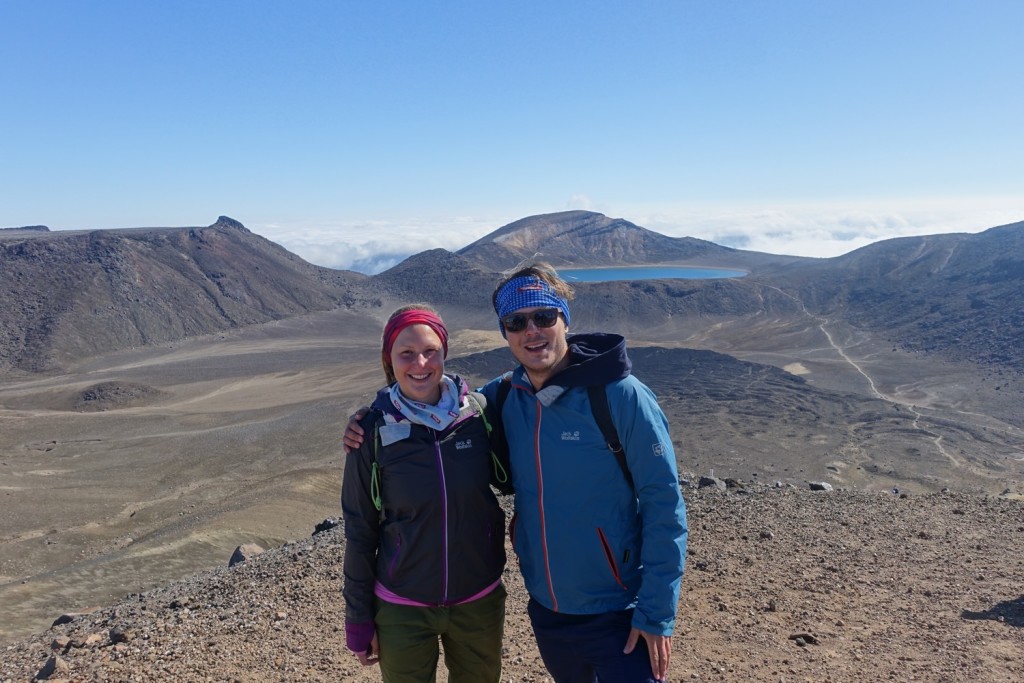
534,400,558,611
435,435,449,604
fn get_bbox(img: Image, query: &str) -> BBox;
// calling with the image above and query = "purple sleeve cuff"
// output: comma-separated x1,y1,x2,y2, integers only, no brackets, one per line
346,620,375,653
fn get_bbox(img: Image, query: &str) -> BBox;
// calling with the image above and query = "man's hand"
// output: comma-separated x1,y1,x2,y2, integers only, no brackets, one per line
624,627,671,682
355,634,379,666
342,407,370,453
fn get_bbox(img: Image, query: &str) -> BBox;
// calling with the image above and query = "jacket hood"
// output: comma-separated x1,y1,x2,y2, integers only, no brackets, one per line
543,332,632,389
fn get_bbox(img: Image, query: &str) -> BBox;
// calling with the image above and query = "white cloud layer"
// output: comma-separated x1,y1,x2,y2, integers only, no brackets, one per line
253,196,1024,273
633,196,1024,258
254,217,500,273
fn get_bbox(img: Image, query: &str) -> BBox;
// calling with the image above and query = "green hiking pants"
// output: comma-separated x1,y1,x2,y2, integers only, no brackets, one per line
374,583,506,683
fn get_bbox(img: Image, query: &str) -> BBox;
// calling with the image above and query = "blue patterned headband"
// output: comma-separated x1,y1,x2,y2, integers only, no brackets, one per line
494,275,571,338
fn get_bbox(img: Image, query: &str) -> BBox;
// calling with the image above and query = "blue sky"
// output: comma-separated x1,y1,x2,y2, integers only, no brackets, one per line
3,1,1022,272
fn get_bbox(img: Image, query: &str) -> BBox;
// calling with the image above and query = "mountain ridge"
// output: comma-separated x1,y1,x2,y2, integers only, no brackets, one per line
0,217,370,372
766,220,1024,371
1,211,1022,375
457,209,807,271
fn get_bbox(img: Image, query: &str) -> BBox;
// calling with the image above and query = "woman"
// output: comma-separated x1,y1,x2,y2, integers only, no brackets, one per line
342,304,508,683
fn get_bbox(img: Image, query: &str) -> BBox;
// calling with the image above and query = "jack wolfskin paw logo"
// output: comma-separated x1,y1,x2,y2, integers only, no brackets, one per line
652,443,665,456
561,430,581,441
455,439,473,450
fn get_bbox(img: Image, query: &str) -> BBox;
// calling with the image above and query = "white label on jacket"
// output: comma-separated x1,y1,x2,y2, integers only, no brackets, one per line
379,422,412,446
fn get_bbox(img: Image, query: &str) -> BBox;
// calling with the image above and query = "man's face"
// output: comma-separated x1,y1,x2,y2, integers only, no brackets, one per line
503,306,570,387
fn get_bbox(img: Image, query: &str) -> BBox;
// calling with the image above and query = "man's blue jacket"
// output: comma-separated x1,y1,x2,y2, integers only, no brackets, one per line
480,332,688,636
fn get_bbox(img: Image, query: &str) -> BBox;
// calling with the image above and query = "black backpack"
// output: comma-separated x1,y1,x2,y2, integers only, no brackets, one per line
492,377,634,491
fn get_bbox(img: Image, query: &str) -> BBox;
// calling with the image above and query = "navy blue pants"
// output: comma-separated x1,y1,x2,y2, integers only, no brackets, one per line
527,598,658,683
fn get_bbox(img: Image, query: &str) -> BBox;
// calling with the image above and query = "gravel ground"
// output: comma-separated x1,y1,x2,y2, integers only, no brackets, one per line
3,487,1023,683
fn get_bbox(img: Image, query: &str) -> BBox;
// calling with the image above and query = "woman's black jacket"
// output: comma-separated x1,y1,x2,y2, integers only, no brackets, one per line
341,380,506,625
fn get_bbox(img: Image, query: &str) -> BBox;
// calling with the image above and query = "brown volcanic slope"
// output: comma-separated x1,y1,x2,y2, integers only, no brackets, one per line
457,209,808,271
0,217,369,373
365,248,498,309
770,220,1024,373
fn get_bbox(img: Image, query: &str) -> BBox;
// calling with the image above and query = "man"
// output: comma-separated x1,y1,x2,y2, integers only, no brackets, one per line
345,263,688,682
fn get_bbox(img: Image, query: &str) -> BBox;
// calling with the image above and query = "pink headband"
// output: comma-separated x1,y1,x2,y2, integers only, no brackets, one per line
382,310,449,359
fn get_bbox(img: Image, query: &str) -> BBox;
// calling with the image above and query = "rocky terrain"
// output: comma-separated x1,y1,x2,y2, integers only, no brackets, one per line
2,211,1023,680
1,487,1022,682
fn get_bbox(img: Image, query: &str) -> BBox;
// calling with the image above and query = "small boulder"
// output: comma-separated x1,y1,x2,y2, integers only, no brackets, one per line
51,606,99,627
50,635,71,651
789,632,819,645
109,625,135,644
36,654,70,680
229,543,265,567
698,475,727,491
313,518,340,535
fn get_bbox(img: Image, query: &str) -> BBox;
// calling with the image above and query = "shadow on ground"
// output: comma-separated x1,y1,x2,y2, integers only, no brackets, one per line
962,595,1024,627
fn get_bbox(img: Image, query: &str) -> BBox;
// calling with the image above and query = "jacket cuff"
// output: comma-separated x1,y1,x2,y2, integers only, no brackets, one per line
631,609,674,637
346,620,375,653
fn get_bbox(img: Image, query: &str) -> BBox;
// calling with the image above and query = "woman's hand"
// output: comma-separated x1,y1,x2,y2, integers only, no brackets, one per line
355,634,380,666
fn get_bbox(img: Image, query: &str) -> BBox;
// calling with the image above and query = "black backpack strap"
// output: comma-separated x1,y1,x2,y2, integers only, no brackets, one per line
491,373,513,459
495,372,512,411
488,374,514,494
494,375,632,492
465,392,512,494
587,385,634,491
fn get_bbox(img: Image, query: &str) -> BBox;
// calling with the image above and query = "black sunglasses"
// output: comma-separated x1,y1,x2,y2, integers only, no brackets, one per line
501,308,561,333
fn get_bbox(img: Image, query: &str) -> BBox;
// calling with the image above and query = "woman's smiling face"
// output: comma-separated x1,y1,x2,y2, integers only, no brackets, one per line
390,323,444,404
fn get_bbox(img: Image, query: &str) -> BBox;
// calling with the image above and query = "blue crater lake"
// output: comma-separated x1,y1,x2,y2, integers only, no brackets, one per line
560,265,748,282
